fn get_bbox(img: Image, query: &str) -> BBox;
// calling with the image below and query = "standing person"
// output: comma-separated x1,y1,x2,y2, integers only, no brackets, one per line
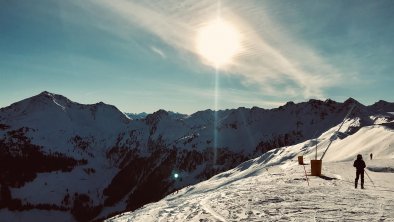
353,154,366,189
370,153,373,160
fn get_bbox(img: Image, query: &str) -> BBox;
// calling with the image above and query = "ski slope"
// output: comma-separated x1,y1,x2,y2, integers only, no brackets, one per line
107,124,394,221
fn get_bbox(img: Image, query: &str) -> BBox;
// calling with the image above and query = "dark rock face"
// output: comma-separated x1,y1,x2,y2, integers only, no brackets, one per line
255,130,304,154
0,126,87,219
0,127,85,188
71,193,102,222
125,149,177,211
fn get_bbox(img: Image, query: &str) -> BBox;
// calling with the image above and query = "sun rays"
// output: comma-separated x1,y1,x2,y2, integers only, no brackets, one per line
196,18,241,68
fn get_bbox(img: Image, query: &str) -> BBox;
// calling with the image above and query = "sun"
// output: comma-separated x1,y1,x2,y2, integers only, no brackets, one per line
196,18,241,68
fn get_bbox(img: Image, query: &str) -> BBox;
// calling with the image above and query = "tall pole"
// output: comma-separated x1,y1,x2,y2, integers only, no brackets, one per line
320,104,356,160
315,138,317,160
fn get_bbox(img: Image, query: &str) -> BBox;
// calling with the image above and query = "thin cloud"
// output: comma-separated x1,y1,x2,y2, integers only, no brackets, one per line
150,46,166,59
153,82,285,110
82,0,343,99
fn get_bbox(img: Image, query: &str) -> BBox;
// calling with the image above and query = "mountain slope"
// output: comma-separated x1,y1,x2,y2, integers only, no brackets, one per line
106,123,394,221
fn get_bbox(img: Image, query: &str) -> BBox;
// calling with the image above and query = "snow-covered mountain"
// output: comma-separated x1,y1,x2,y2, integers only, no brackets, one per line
106,123,394,221
125,111,185,120
125,112,148,120
0,91,393,221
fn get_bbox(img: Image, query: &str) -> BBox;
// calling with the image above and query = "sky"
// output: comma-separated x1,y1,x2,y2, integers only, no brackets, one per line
1,0,393,114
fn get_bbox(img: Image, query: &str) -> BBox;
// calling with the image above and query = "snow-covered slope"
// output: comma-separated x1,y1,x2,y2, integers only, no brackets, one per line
125,112,148,120
0,92,393,221
0,91,130,157
106,123,394,222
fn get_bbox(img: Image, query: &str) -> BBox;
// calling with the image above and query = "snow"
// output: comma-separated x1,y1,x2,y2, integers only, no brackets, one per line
308,125,394,162
107,124,394,221
11,165,118,205
368,159,394,173
0,92,130,160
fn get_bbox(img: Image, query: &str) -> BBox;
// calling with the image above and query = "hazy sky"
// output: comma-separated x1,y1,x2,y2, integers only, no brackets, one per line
1,0,393,114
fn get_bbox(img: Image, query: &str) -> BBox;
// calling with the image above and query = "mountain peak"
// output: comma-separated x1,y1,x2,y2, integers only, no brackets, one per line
37,91,62,99
0,91,73,115
344,97,360,104
0,91,131,133
373,100,389,106
370,100,394,112
33,91,71,104
39,90,51,95
145,109,169,125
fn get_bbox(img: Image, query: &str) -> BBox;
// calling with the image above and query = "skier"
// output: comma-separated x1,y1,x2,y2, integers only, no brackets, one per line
370,153,373,160
353,154,366,189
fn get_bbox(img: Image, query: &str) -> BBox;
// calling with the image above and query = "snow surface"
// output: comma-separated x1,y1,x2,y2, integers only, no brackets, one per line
107,124,394,221
11,165,117,205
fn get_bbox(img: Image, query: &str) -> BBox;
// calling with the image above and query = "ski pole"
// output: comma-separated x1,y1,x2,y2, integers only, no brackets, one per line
365,170,375,188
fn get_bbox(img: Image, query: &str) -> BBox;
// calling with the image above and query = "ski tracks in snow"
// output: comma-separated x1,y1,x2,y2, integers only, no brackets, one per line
109,161,394,222
379,200,394,221
174,164,392,221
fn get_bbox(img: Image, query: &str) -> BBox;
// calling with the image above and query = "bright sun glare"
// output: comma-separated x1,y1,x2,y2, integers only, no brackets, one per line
196,18,241,67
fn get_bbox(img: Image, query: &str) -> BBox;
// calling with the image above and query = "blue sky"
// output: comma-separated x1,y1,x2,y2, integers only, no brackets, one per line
1,0,393,114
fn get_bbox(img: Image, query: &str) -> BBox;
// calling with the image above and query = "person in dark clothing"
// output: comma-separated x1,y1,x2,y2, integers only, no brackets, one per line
370,153,373,160
353,154,366,189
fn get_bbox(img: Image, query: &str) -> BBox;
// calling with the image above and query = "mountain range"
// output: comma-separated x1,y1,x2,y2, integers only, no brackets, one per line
0,91,393,221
